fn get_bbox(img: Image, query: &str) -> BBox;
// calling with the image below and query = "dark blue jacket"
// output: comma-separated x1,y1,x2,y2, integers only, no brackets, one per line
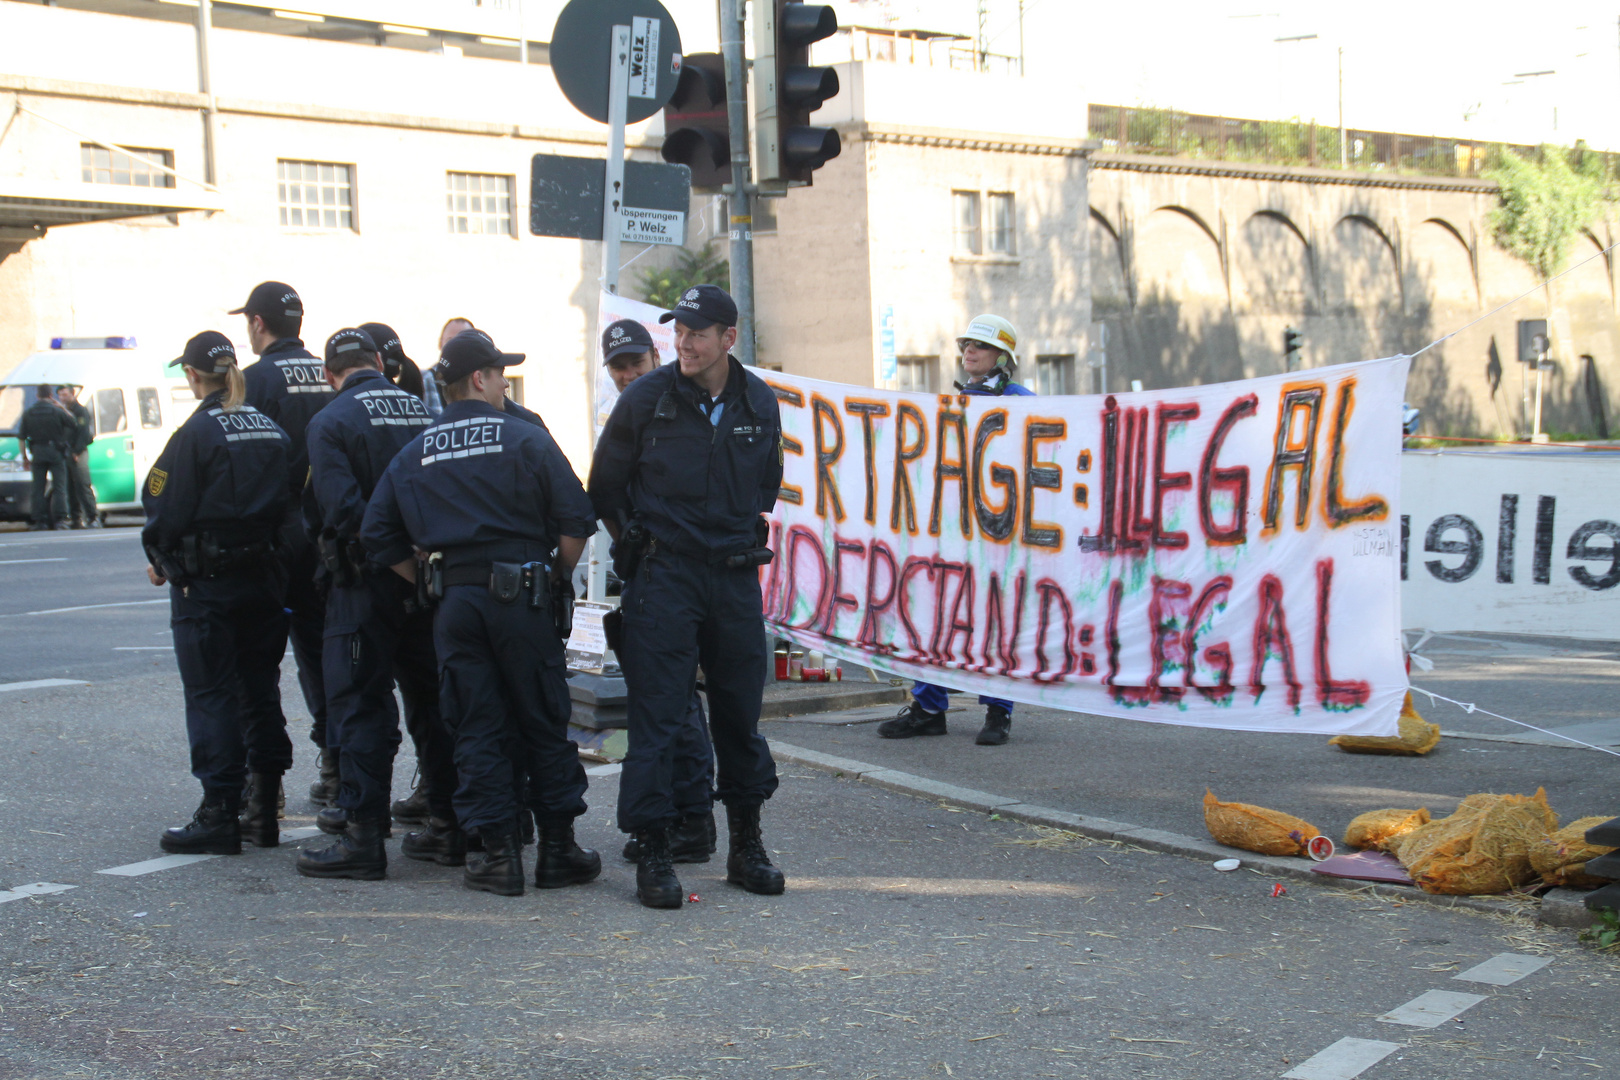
141,391,290,553
588,356,783,558
503,397,550,432
361,399,596,568
243,337,336,497
303,368,433,545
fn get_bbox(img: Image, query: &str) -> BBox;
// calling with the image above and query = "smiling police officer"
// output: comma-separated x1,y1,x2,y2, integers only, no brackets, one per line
143,332,292,855
588,285,784,910
231,281,338,805
294,328,442,880
362,330,600,896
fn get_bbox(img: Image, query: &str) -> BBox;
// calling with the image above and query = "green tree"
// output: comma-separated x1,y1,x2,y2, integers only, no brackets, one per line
1486,145,1611,279
637,243,730,309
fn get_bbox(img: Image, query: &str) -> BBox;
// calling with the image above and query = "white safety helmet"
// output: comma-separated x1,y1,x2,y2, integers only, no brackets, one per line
957,314,1019,368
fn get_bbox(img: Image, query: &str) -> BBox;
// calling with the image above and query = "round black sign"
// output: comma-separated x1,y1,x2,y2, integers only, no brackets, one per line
550,0,684,125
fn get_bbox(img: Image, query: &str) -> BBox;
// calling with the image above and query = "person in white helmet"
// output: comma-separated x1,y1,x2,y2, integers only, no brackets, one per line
878,314,1033,747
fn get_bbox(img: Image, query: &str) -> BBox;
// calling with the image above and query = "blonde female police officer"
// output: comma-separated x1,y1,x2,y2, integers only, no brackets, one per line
877,314,1031,747
143,331,294,856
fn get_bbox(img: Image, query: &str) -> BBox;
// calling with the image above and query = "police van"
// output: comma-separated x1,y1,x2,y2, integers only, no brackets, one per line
0,336,191,523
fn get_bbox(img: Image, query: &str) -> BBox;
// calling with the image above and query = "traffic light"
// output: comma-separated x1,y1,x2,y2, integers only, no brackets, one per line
754,1,842,186
660,53,730,192
1283,326,1303,371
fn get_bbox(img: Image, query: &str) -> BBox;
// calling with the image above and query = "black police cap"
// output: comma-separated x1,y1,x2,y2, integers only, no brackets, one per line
658,284,737,331
435,329,525,385
324,327,379,364
359,321,411,374
168,330,238,374
228,281,303,319
601,318,655,364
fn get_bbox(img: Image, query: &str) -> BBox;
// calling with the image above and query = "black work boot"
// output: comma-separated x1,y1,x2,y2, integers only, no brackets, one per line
402,818,467,866
975,705,1012,746
725,804,785,895
296,816,387,880
463,825,524,896
534,816,603,889
161,796,242,855
390,768,430,826
634,827,684,909
307,748,339,806
238,772,284,848
877,702,947,739
621,809,717,863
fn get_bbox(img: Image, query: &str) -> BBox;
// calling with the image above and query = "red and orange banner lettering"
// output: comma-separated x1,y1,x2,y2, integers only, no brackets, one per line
762,356,1410,735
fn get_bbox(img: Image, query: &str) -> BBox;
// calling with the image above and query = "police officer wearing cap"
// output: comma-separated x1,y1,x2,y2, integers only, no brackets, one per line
143,332,293,855
878,313,1032,747
360,322,431,407
17,384,75,530
294,328,445,880
599,318,720,868
232,281,338,804
362,330,600,896
589,284,785,909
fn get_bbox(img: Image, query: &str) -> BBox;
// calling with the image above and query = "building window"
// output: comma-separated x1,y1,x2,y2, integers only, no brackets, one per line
1034,354,1075,396
447,172,514,236
278,160,354,230
81,144,174,188
952,190,981,255
896,356,937,393
988,192,1016,255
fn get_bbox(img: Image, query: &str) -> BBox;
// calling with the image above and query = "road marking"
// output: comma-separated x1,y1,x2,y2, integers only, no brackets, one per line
114,646,172,651
4,599,168,618
1454,953,1552,986
96,854,220,877
0,882,77,905
0,558,68,565
1282,1037,1402,1080
1376,989,1486,1028
0,678,89,693
585,763,623,777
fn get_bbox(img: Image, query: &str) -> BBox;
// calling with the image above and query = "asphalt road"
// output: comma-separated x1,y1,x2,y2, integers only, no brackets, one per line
0,527,1615,1079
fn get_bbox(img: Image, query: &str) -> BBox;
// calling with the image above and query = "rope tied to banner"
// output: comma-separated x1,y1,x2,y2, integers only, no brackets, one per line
1409,685,1620,758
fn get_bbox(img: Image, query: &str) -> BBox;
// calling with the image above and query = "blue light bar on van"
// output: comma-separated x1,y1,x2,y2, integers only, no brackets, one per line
49,336,138,350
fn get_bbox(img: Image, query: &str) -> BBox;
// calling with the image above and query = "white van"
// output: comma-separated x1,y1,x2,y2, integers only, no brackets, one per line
0,336,191,523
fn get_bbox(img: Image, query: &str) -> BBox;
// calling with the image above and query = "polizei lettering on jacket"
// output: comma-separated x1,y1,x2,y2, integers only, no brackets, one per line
354,388,433,427
209,406,283,442
275,357,332,393
421,415,506,465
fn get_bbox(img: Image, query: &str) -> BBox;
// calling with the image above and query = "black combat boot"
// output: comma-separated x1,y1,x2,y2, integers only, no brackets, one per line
534,816,603,889
238,772,283,848
296,816,387,880
634,826,684,909
390,768,430,826
725,804,785,895
307,748,339,806
621,809,717,863
402,818,467,866
975,705,1012,746
876,702,946,739
318,806,390,838
161,796,242,855
463,825,524,896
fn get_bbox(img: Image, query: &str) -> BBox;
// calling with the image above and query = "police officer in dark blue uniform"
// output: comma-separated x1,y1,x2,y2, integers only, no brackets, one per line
232,281,337,804
362,330,600,897
878,313,1032,746
142,332,293,855
588,285,784,909
294,328,445,880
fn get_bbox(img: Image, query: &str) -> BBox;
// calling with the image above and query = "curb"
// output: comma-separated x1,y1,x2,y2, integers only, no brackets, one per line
769,741,1535,922
760,685,908,719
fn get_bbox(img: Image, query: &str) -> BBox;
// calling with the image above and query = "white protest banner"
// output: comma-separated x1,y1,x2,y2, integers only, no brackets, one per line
1401,449,1620,636
762,357,1411,736
593,290,677,435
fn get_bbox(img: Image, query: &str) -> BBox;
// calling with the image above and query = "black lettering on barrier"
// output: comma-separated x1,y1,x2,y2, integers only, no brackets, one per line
1400,515,1409,581
1566,519,1620,591
1424,513,1483,583
1533,495,1556,584
1496,494,1518,584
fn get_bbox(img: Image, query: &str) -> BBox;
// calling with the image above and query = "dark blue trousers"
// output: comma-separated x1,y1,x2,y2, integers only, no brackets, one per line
433,584,587,833
277,514,328,748
912,682,1014,715
617,549,777,833
672,692,716,818
169,571,292,800
324,572,454,821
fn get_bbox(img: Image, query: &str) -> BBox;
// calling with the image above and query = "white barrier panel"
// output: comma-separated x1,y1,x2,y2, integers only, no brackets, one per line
1401,450,1620,636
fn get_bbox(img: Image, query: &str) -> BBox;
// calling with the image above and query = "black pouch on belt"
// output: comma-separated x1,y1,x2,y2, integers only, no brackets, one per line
490,561,523,604
601,607,624,653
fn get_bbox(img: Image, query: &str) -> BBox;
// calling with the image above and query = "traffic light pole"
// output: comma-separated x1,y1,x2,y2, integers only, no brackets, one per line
719,0,756,366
